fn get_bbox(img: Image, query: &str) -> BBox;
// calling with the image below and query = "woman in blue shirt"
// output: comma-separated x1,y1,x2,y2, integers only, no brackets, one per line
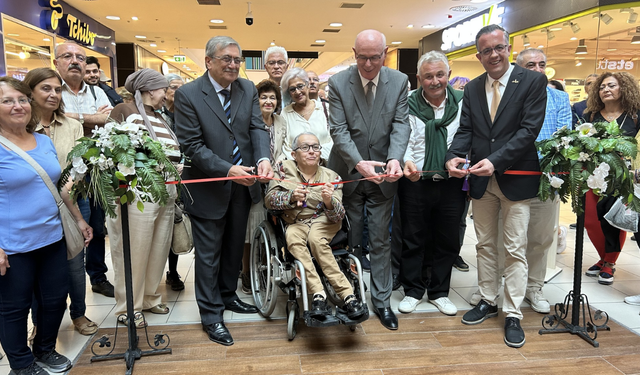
0,77,92,375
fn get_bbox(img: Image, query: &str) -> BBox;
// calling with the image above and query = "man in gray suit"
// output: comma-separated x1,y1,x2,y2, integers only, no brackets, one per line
328,29,410,330
174,36,273,346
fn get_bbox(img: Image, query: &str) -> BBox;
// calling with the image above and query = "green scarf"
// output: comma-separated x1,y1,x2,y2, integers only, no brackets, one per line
407,84,463,179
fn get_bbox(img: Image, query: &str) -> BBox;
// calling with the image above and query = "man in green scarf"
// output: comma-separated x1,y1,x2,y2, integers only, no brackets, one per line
397,51,467,316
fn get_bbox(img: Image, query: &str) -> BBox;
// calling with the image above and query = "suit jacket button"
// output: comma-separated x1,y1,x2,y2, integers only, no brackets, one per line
229,136,234,140
369,144,373,148
491,139,495,142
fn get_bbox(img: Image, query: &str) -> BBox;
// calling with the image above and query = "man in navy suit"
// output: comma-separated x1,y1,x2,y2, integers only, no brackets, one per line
445,25,547,348
174,36,273,346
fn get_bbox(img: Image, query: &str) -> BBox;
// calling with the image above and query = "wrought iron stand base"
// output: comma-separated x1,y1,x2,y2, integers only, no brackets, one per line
539,291,610,347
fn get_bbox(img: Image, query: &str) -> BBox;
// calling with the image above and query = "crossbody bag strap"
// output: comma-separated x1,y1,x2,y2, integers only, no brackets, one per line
0,134,64,208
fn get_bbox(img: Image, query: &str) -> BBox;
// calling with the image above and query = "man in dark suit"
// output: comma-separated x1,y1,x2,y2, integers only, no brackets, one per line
445,25,547,348
328,29,410,331
174,36,273,346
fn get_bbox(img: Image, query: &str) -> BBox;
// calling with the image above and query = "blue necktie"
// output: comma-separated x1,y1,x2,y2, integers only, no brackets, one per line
220,89,242,166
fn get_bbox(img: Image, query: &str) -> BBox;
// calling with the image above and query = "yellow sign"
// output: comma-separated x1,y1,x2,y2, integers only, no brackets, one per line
41,0,97,46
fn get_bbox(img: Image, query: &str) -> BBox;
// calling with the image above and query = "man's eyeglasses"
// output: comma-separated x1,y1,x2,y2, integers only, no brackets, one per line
1,97,31,107
168,85,181,91
288,83,307,94
213,55,244,65
294,144,322,152
56,53,86,62
266,60,287,67
478,44,508,57
356,54,383,63
599,83,618,91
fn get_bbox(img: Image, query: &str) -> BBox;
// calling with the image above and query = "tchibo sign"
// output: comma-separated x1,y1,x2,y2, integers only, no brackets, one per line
597,59,635,71
441,5,505,51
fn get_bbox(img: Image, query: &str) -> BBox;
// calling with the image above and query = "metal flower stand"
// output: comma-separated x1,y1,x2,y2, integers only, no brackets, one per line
539,196,610,347
89,203,171,374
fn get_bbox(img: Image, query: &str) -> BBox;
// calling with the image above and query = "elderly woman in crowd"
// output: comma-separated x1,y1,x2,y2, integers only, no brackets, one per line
107,68,181,328
23,68,98,337
0,77,92,375
582,71,640,286
265,132,365,320
449,76,470,90
280,67,332,162
159,73,186,292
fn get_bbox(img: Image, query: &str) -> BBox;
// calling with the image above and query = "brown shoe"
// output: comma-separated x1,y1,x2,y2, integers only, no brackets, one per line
73,316,99,335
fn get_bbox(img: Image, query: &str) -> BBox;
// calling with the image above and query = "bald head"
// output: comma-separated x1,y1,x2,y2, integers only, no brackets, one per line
353,29,387,80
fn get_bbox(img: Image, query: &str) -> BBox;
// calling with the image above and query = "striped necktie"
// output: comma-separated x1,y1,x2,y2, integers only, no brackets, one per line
220,89,242,166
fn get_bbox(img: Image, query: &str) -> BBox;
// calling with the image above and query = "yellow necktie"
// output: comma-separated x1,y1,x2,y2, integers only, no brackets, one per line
490,80,501,122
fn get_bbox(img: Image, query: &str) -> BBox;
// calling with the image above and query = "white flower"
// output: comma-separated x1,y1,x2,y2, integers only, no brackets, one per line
578,152,591,162
548,175,564,188
72,157,87,174
560,136,572,149
115,122,139,133
587,174,608,191
117,163,136,176
577,123,597,137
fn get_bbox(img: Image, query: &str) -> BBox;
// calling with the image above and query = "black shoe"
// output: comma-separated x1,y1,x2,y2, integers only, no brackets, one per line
632,236,637,241
91,280,115,298
34,350,72,373
225,299,259,314
310,295,331,318
360,255,371,272
569,223,577,229
504,317,525,348
374,307,398,330
453,256,470,272
392,274,401,291
461,299,498,325
165,271,185,291
344,295,365,319
9,362,47,375
202,322,234,346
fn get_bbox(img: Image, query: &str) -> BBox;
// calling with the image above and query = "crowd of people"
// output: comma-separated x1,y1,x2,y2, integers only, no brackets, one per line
2,23,640,374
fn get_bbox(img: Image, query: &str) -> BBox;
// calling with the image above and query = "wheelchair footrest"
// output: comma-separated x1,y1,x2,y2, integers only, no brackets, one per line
303,312,342,327
335,305,369,325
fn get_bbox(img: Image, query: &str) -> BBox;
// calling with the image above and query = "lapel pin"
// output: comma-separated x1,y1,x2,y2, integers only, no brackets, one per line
512,79,519,84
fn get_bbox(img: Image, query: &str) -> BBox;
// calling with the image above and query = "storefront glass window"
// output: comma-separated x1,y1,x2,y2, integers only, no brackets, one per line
3,17,55,80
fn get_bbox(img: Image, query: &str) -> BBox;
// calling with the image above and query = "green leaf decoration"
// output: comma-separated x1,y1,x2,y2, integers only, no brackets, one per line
137,200,145,213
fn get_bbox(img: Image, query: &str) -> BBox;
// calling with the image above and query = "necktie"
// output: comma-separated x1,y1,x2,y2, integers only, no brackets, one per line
220,89,243,166
365,80,375,108
490,80,501,122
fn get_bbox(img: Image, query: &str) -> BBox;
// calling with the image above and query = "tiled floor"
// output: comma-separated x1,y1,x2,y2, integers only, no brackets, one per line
2,202,640,374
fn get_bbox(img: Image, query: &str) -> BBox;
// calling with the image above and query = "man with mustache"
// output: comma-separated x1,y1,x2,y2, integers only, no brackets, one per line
397,51,466,317
54,41,115,299
264,46,288,86
174,36,273,346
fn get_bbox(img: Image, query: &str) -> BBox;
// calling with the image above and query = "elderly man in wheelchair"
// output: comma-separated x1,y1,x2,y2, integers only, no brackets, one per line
265,132,366,320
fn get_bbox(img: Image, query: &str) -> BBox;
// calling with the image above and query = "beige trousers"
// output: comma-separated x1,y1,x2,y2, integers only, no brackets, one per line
472,175,530,320
285,216,353,300
106,192,175,316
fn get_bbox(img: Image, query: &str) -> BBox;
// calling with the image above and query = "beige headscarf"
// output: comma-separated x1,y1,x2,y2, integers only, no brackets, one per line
124,68,169,140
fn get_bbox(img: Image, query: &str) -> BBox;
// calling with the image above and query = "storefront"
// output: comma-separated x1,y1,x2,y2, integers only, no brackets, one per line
0,0,116,82
420,0,640,103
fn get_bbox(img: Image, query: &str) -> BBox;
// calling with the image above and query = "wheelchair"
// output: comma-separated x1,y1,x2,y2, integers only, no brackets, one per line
249,211,369,340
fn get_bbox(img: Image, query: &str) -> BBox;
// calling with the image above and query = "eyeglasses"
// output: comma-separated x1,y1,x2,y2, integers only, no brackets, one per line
287,83,307,94
56,53,86,62
356,54,383,63
600,83,619,91
294,144,322,152
168,85,181,91
478,44,508,57
266,60,287,67
1,97,32,107
213,55,244,65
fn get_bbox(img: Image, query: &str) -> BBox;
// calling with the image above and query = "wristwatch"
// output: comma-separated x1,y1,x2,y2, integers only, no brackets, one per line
78,112,84,125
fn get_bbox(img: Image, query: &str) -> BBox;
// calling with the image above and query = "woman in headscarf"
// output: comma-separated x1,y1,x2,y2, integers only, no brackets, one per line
106,68,181,328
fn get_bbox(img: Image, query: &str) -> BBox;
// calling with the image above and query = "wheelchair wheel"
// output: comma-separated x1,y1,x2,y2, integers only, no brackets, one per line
287,301,299,340
250,221,279,317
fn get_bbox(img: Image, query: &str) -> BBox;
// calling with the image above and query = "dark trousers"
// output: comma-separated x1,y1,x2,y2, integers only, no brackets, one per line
85,196,108,285
390,194,402,275
0,240,68,370
192,184,251,325
596,195,624,255
399,177,466,300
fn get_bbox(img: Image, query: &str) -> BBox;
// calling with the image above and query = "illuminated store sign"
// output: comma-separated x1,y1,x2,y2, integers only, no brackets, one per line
441,5,505,51
40,0,98,46
597,59,634,71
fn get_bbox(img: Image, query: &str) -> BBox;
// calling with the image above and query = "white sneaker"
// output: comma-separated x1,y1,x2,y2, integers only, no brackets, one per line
429,297,457,316
469,289,482,306
557,226,568,254
624,294,640,305
525,288,551,314
398,296,421,313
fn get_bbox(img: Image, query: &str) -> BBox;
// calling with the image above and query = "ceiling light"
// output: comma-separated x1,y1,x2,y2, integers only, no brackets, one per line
131,16,138,21
450,5,477,12
150,43,157,47
43,38,50,42
550,27,563,31
422,24,435,28
19,52,26,59
570,37,578,41
538,45,545,48
571,22,581,33
600,13,613,25
270,41,275,46
575,39,587,54
329,22,342,27
7,33,19,37
607,48,617,51
407,24,414,28
106,16,120,20
135,35,146,38
470,0,488,3
158,50,166,53
629,12,638,23
315,39,326,43
576,61,582,66
513,51,518,54
391,41,402,45
632,35,640,44
210,19,224,23
523,35,530,47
